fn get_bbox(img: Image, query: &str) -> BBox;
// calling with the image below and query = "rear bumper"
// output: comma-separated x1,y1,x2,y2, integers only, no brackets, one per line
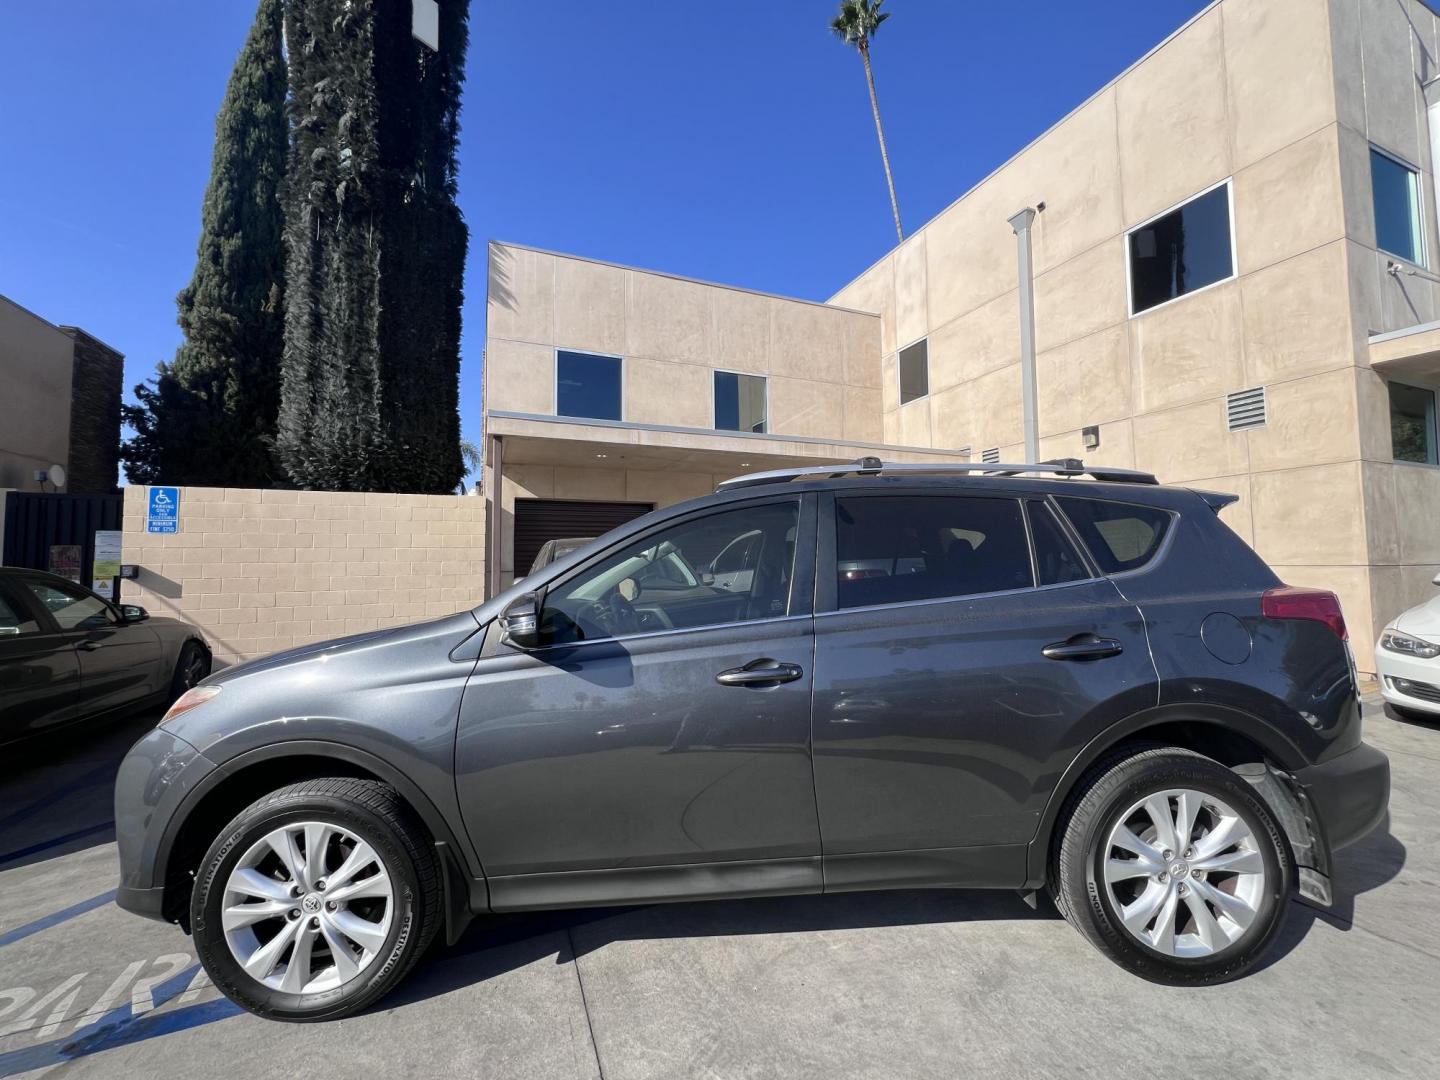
1292,741,1390,855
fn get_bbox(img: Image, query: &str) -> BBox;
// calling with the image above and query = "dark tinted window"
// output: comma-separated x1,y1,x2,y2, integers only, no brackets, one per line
21,579,116,630
557,351,622,421
1372,149,1424,265
1056,498,1172,574
540,501,798,644
1128,184,1233,314
0,587,41,636
834,496,1032,609
715,370,767,433
1028,502,1090,585
1389,381,1438,464
899,340,928,404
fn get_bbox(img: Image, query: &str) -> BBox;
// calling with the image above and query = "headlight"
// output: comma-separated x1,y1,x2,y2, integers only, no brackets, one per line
162,685,221,724
1380,630,1440,659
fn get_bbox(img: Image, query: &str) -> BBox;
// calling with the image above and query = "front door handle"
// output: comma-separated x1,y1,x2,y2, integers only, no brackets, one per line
1042,635,1123,662
715,658,804,686
77,639,103,652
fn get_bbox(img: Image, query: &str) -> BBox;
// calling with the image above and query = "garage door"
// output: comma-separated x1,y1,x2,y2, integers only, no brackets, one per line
514,499,655,577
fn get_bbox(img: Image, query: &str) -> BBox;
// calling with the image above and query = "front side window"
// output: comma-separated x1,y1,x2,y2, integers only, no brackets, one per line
1128,183,1234,314
715,370,767,433
834,495,1033,610
1372,148,1425,266
22,580,116,630
538,501,799,645
557,350,622,421
1390,381,1439,464
0,588,41,636
899,340,928,404
1056,498,1172,574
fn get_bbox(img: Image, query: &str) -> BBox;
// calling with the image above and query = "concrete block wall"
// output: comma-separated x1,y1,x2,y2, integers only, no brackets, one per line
121,486,486,667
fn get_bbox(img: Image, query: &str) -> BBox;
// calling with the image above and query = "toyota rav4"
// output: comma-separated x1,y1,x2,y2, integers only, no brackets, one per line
114,459,1390,1021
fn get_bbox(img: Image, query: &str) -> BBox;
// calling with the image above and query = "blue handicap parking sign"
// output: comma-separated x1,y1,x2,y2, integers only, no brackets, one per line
147,486,180,534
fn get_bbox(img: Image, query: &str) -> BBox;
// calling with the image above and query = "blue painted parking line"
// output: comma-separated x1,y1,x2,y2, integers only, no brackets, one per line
0,821,114,869
0,889,117,949
0,963,242,1077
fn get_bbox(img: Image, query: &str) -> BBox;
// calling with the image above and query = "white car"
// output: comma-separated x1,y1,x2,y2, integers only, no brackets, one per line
1376,572,1440,719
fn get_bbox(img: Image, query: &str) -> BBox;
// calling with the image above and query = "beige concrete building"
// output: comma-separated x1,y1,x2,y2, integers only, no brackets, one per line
485,0,1440,672
0,293,124,493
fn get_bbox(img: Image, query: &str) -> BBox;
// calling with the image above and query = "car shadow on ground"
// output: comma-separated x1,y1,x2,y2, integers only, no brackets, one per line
389,817,1407,1010
0,708,160,872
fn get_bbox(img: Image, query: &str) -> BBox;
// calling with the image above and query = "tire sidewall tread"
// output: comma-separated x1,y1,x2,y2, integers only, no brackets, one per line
190,777,440,1022
1056,746,1292,986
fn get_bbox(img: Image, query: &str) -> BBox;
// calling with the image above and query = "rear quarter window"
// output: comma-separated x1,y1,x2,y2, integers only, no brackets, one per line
1055,497,1173,574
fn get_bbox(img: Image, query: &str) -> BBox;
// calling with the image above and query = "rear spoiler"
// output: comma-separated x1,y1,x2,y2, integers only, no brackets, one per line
1192,489,1239,514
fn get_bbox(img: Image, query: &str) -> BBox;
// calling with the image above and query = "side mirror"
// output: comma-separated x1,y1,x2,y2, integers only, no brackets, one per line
120,604,149,623
1433,572,1440,587
499,593,541,650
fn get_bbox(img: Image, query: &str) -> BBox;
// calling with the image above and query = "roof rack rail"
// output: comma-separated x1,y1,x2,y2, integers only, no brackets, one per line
716,457,1159,491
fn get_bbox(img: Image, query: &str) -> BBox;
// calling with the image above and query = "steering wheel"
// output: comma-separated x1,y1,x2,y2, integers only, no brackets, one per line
578,590,641,638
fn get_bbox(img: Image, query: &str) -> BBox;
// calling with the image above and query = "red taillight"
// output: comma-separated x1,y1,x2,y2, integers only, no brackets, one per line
1262,586,1348,641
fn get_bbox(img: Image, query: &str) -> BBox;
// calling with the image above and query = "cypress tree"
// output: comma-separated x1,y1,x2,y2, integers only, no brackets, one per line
277,0,469,493
120,0,287,486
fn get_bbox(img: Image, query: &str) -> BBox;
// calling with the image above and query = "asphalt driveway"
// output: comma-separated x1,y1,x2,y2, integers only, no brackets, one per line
0,698,1436,1078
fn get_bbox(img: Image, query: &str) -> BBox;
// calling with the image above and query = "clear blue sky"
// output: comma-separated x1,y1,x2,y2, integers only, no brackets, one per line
0,0,1208,485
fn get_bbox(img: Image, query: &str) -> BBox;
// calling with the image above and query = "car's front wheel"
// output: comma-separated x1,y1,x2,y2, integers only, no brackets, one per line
1056,747,1291,985
190,778,440,1021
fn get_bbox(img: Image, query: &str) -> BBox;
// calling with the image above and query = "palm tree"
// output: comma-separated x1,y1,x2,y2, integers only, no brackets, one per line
831,0,903,242
458,438,482,495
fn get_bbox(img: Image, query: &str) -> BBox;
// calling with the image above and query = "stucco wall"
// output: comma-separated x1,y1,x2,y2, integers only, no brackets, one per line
826,0,1421,670
0,295,75,491
121,486,485,667
486,243,885,444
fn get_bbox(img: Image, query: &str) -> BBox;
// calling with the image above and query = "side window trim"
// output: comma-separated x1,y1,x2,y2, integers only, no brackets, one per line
523,493,817,650
1036,496,1102,580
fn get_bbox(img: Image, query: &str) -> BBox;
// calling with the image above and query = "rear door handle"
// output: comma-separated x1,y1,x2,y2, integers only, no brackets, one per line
715,658,804,686
1042,635,1123,662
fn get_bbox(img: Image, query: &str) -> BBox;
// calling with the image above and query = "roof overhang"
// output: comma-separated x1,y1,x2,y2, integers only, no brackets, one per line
1370,321,1440,383
484,411,972,479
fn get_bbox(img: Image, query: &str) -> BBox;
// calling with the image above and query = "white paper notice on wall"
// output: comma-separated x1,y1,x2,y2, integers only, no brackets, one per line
412,0,439,51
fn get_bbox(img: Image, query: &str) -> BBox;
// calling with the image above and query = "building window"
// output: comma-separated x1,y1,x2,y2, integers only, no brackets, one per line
556,350,622,421
899,339,928,404
1372,148,1426,267
1127,181,1234,315
1390,381,1438,464
714,370,767,433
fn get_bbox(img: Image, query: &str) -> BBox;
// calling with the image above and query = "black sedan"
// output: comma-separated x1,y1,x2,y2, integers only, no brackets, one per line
0,566,210,745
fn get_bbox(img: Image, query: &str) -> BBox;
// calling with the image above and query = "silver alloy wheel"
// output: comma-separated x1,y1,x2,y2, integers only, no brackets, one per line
1102,789,1267,958
221,821,394,995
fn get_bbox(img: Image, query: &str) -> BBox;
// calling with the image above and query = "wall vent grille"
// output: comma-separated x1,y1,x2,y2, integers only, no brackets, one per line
1226,386,1267,430
981,447,1001,464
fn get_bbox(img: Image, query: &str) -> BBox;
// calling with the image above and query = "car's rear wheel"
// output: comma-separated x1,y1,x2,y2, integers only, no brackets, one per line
169,641,210,702
1055,747,1291,985
190,778,440,1021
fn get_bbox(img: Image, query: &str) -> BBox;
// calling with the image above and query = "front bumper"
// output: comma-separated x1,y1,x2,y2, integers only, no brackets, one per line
113,726,215,922
1292,740,1390,855
1375,645,1440,716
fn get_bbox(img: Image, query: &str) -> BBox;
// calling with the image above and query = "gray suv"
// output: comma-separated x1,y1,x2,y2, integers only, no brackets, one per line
114,459,1390,1021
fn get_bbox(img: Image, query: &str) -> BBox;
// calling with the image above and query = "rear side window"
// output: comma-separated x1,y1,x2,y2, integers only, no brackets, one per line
0,587,41,636
1027,503,1091,585
835,496,1033,609
1056,497,1172,574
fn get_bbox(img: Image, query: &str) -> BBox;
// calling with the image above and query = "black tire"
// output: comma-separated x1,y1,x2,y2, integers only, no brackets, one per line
169,640,211,702
191,778,441,1021
1055,747,1291,985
